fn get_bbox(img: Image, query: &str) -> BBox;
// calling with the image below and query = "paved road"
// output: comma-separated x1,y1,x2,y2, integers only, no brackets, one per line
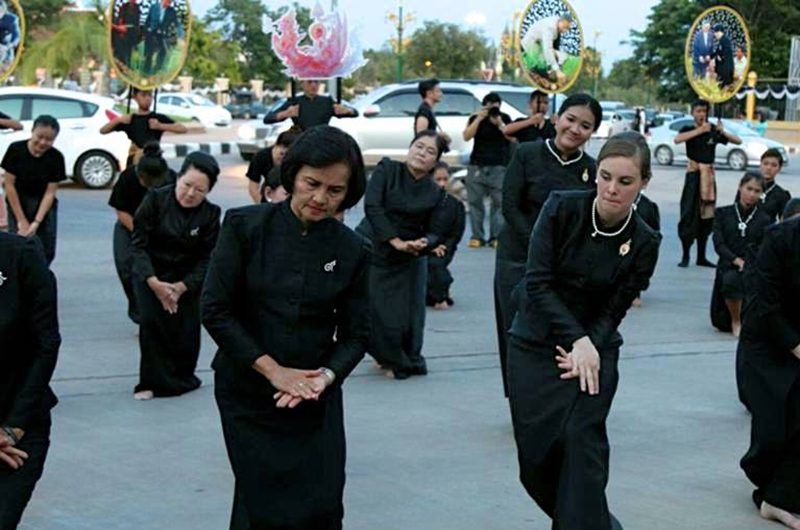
17,155,800,530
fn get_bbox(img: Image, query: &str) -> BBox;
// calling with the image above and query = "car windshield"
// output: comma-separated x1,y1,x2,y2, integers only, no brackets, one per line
716,119,758,136
618,111,636,119
189,95,215,107
602,111,614,121
497,92,530,115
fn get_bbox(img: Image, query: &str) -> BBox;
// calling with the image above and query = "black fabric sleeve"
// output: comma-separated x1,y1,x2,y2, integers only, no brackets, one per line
585,233,661,349
48,151,67,183
712,210,737,268
155,113,175,125
424,189,450,249
6,240,61,429
501,146,531,242
323,240,371,381
182,205,221,293
201,210,266,368
130,191,159,280
651,203,661,233
363,159,400,242
108,172,130,211
1,142,20,175
444,201,466,251
524,196,588,346
263,99,292,124
752,229,800,352
246,149,271,184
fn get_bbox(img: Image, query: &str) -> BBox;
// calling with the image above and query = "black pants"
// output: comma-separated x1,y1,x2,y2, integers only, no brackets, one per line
6,197,57,266
133,278,202,396
508,336,620,530
0,419,51,530
143,35,167,75
426,253,455,305
678,170,713,248
493,256,526,397
367,257,428,373
113,221,139,324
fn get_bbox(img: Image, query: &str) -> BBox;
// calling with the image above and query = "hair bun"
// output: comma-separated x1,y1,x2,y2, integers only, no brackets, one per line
142,141,163,158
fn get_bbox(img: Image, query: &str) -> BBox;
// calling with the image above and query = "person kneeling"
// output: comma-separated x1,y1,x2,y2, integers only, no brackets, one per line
426,162,465,310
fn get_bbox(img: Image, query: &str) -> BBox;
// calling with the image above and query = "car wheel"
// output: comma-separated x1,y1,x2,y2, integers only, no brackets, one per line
655,145,673,166
74,151,117,189
728,149,747,171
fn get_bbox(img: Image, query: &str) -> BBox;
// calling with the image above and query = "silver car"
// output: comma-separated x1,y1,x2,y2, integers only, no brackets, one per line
648,117,789,171
236,81,536,166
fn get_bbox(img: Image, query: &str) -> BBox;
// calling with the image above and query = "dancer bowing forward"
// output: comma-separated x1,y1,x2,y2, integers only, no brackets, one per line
507,135,661,530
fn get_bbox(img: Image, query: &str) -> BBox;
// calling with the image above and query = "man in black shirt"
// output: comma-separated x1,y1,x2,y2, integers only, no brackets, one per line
504,89,555,144
462,92,511,247
100,88,187,165
674,99,741,267
414,78,451,145
245,130,298,203
263,80,357,131
0,111,22,229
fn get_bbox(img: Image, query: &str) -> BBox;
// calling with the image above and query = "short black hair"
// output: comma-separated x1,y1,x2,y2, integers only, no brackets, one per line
180,151,220,190
761,148,784,167
557,93,602,132
132,87,151,96
275,130,299,148
739,171,764,190
137,142,170,188
33,115,60,134
280,126,366,212
691,99,710,112
713,24,724,33
782,198,800,220
410,129,450,161
482,92,501,106
418,78,440,99
530,89,548,102
434,161,450,173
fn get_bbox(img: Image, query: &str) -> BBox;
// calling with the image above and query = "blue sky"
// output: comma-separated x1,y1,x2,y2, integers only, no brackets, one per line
190,0,661,71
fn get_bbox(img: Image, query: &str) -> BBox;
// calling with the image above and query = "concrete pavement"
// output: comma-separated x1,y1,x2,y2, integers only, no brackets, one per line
17,156,800,530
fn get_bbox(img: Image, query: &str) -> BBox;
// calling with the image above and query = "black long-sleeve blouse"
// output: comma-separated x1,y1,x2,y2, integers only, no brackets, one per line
509,190,661,351
760,182,791,223
498,139,597,263
712,203,771,271
634,193,661,232
357,158,449,266
742,218,800,354
0,233,61,430
131,185,221,292
202,202,370,386
439,195,466,253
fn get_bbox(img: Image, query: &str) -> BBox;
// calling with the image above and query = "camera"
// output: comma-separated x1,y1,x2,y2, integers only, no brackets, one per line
488,106,501,118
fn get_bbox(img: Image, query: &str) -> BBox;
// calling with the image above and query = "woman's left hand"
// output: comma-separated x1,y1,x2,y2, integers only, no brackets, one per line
168,282,188,304
273,372,333,408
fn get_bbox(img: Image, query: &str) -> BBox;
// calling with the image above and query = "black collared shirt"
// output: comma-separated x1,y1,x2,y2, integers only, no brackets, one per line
760,182,791,223
712,203,771,271
681,124,729,164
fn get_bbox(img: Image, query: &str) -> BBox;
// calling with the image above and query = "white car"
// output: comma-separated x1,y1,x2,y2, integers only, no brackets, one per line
155,93,232,128
593,110,630,139
0,87,129,188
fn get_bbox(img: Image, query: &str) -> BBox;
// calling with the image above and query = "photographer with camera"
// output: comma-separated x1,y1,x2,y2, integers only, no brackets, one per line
674,99,741,268
462,92,511,248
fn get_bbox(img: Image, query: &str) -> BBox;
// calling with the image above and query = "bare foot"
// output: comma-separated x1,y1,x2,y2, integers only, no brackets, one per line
760,501,800,530
133,390,154,401
434,301,450,310
372,360,383,370
631,298,643,308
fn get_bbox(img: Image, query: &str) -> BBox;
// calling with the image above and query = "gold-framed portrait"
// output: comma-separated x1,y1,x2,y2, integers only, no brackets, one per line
685,6,751,103
108,0,192,90
0,0,25,84
517,0,584,94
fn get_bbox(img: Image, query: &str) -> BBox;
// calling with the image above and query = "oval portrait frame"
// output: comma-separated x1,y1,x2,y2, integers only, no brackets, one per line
107,0,193,90
516,0,584,94
0,0,26,84
684,5,751,104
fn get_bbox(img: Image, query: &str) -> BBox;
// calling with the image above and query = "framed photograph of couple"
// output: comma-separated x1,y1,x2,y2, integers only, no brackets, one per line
108,0,192,89
0,0,24,84
517,0,584,94
685,6,751,103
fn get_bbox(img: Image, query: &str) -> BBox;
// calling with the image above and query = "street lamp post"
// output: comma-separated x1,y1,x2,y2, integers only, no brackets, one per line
592,31,601,97
387,0,414,83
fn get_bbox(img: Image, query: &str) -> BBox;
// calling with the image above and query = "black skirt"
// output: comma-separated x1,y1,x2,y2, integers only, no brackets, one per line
508,335,620,530
113,221,139,324
493,256,526,397
215,374,345,530
678,171,713,243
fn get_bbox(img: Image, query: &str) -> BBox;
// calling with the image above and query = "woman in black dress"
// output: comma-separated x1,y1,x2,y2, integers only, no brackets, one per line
356,130,449,380
0,232,60,529
738,216,800,530
201,126,369,530
108,142,175,324
507,135,661,530
494,93,601,396
711,172,771,337
783,199,800,221
1,115,66,266
130,152,221,400
759,148,791,223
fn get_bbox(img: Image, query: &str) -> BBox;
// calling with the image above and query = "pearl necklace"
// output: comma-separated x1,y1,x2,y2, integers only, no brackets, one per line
735,203,758,237
545,139,584,167
591,198,633,238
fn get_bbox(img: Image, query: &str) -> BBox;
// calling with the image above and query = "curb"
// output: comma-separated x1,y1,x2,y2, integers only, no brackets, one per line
161,142,238,160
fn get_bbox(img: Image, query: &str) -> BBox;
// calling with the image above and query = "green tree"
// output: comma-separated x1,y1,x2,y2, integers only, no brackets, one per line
183,18,242,84
404,21,491,80
205,0,311,86
348,47,397,90
24,0,71,31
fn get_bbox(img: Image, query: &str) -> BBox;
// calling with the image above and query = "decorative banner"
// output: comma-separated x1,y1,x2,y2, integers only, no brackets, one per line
0,0,24,84
264,1,368,80
735,86,800,101
685,6,751,103
517,0,584,94
108,0,192,90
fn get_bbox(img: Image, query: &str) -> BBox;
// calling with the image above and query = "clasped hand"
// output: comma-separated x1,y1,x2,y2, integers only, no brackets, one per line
270,366,332,409
554,336,601,396
0,430,28,470
148,278,186,314
390,237,428,256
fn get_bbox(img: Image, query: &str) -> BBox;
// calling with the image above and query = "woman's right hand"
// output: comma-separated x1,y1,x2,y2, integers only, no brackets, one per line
559,336,601,395
390,238,427,255
733,257,745,270
147,277,178,314
268,365,323,401
0,432,28,470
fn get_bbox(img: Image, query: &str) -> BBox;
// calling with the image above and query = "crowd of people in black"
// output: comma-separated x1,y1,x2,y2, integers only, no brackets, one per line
1,78,798,530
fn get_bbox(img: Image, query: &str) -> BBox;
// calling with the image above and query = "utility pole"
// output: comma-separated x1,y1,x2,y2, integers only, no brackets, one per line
592,31,601,97
387,0,414,83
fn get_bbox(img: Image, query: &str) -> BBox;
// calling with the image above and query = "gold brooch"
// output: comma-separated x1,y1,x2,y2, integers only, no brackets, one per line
619,239,631,257
582,168,589,182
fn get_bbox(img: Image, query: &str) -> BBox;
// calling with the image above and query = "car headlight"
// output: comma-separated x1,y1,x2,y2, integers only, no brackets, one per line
238,124,256,141
747,142,768,155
